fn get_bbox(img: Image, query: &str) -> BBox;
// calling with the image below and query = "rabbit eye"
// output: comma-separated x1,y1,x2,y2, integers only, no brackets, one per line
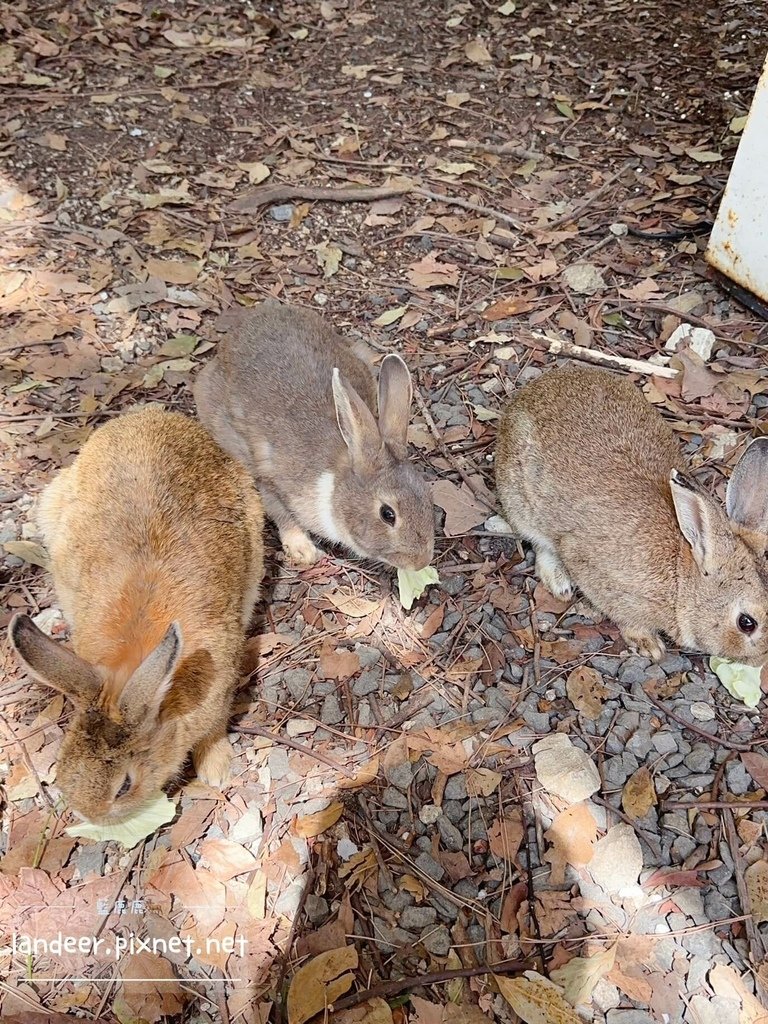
380,504,397,527
116,775,132,799
738,613,758,635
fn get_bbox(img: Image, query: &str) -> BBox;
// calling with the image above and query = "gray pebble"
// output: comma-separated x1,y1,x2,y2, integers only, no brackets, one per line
415,852,445,881
440,576,464,597
269,203,294,221
454,878,479,899
352,670,379,697
437,815,464,852
660,653,692,674
400,906,437,929
421,924,451,956
320,694,344,725
671,835,697,862
591,655,620,677
384,759,413,791
305,894,329,925
626,728,653,759
444,775,468,800
652,730,678,755
684,743,713,774
607,1009,655,1024
283,668,313,702
619,655,651,685
725,760,752,795
382,786,409,809
357,645,381,668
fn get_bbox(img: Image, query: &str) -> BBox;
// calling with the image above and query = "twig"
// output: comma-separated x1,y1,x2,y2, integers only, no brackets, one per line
642,688,758,752
531,332,678,378
545,161,634,230
664,800,768,810
228,181,524,230
722,806,768,1000
233,720,355,778
447,138,542,161
412,387,496,513
331,959,532,1012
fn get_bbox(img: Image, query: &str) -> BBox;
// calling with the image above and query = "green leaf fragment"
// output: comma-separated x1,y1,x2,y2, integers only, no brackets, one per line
66,791,177,849
710,657,763,708
397,566,440,610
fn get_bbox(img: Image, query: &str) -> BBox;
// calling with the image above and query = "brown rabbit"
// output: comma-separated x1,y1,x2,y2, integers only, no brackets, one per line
193,300,434,571
8,407,265,824
496,364,768,663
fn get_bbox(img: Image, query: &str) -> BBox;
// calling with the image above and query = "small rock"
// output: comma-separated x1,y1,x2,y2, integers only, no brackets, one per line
562,262,605,296
664,323,716,361
320,694,344,726
304,894,329,925
592,979,621,1013
384,759,413,792
382,786,409,809
725,760,752,796
437,815,463,852
400,906,437,929
619,656,651,686
626,728,653,759
352,670,379,697
269,203,294,221
286,718,317,738
671,835,698,862
414,852,445,881
652,730,678,755
283,668,313,702
607,1011,659,1024
421,924,451,956
684,743,713,774
690,702,715,721
419,804,442,826
589,823,643,896
533,733,600,804
444,775,468,800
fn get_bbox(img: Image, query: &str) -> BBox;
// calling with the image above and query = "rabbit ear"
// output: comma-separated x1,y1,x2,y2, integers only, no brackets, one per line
332,368,381,467
378,354,412,452
119,622,182,723
726,437,768,533
670,471,720,573
8,614,101,707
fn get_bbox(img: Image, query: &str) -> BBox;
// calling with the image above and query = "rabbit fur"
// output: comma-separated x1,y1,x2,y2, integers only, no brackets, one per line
193,301,434,571
8,407,265,824
496,364,768,663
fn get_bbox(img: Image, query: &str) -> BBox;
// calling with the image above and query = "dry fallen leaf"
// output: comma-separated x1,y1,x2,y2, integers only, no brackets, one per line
287,946,358,1024
495,971,581,1024
294,802,344,838
745,861,768,925
407,253,460,289
466,767,502,797
565,666,608,720
588,823,643,897
488,809,525,862
3,540,49,569
621,766,657,820
709,964,768,1024
551,945,617,1007
465,38,493,64
544,803,598,884
326,590,383,618
431,479,487,536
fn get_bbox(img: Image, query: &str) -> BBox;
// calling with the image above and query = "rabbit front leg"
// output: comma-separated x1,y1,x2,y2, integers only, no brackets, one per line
534,544,574,601
259,483,322,566
193,722,233,789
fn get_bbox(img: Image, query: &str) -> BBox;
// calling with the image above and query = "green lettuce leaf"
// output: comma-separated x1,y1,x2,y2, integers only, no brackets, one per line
66,791,177,849
710,657,763,708
397,566,440,610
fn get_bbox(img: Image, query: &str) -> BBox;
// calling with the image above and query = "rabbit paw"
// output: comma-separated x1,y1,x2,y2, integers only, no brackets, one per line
623,630,666,663
281,525,322,567
536,548,574,601
194,736,232,790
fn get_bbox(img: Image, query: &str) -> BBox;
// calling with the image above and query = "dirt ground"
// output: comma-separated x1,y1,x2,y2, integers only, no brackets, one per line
2,1,768,1023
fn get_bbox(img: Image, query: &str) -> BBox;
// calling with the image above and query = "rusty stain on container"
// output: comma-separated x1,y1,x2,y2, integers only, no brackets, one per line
706,54,768,302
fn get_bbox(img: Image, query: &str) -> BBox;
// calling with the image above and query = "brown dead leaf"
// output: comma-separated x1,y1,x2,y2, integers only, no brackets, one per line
565,666,608,720
742,752,768,790
117,952,185,1020
673,345,720,401
294,802,344,838
488,809,524,863
745,861,768,924
338,757,380,790
287,946,358,1024
709,965,768,1024
466,767,502,797
495,971,581,1024
145,257,202,285
551,945,617,1007
465,38,493,64
621,766,657,820
299,892,354,957
333,997,394,1024
406,253,460,289
544,803,598,884
431,478,487,536
318,646,361,680
198,838,259,881
326,590,382,618
618,277,664,301
483,296,535,320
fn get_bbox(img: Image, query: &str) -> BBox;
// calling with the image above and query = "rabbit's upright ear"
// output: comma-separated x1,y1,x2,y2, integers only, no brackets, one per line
8,614,101,707
726,437,768,533
332,368,382,469
119,622,182,724
670,471,721,574
378,354,412,454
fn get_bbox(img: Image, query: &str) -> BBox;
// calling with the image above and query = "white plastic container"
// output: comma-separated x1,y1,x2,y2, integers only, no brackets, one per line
706,54,768,302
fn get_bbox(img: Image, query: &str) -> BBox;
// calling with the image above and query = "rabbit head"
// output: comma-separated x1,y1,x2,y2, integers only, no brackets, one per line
9,615,186,824
330,354,434,571
673,437,768,664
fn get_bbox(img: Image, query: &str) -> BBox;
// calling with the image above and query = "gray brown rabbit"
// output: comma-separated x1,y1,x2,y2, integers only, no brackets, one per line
496,364,768,663
194,301,434,571
8,407,265,824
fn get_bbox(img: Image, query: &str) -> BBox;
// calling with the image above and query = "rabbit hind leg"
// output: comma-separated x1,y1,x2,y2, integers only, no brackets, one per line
535,544,574,601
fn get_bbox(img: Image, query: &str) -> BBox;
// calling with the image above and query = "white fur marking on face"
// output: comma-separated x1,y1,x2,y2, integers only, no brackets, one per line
314,471,345,544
